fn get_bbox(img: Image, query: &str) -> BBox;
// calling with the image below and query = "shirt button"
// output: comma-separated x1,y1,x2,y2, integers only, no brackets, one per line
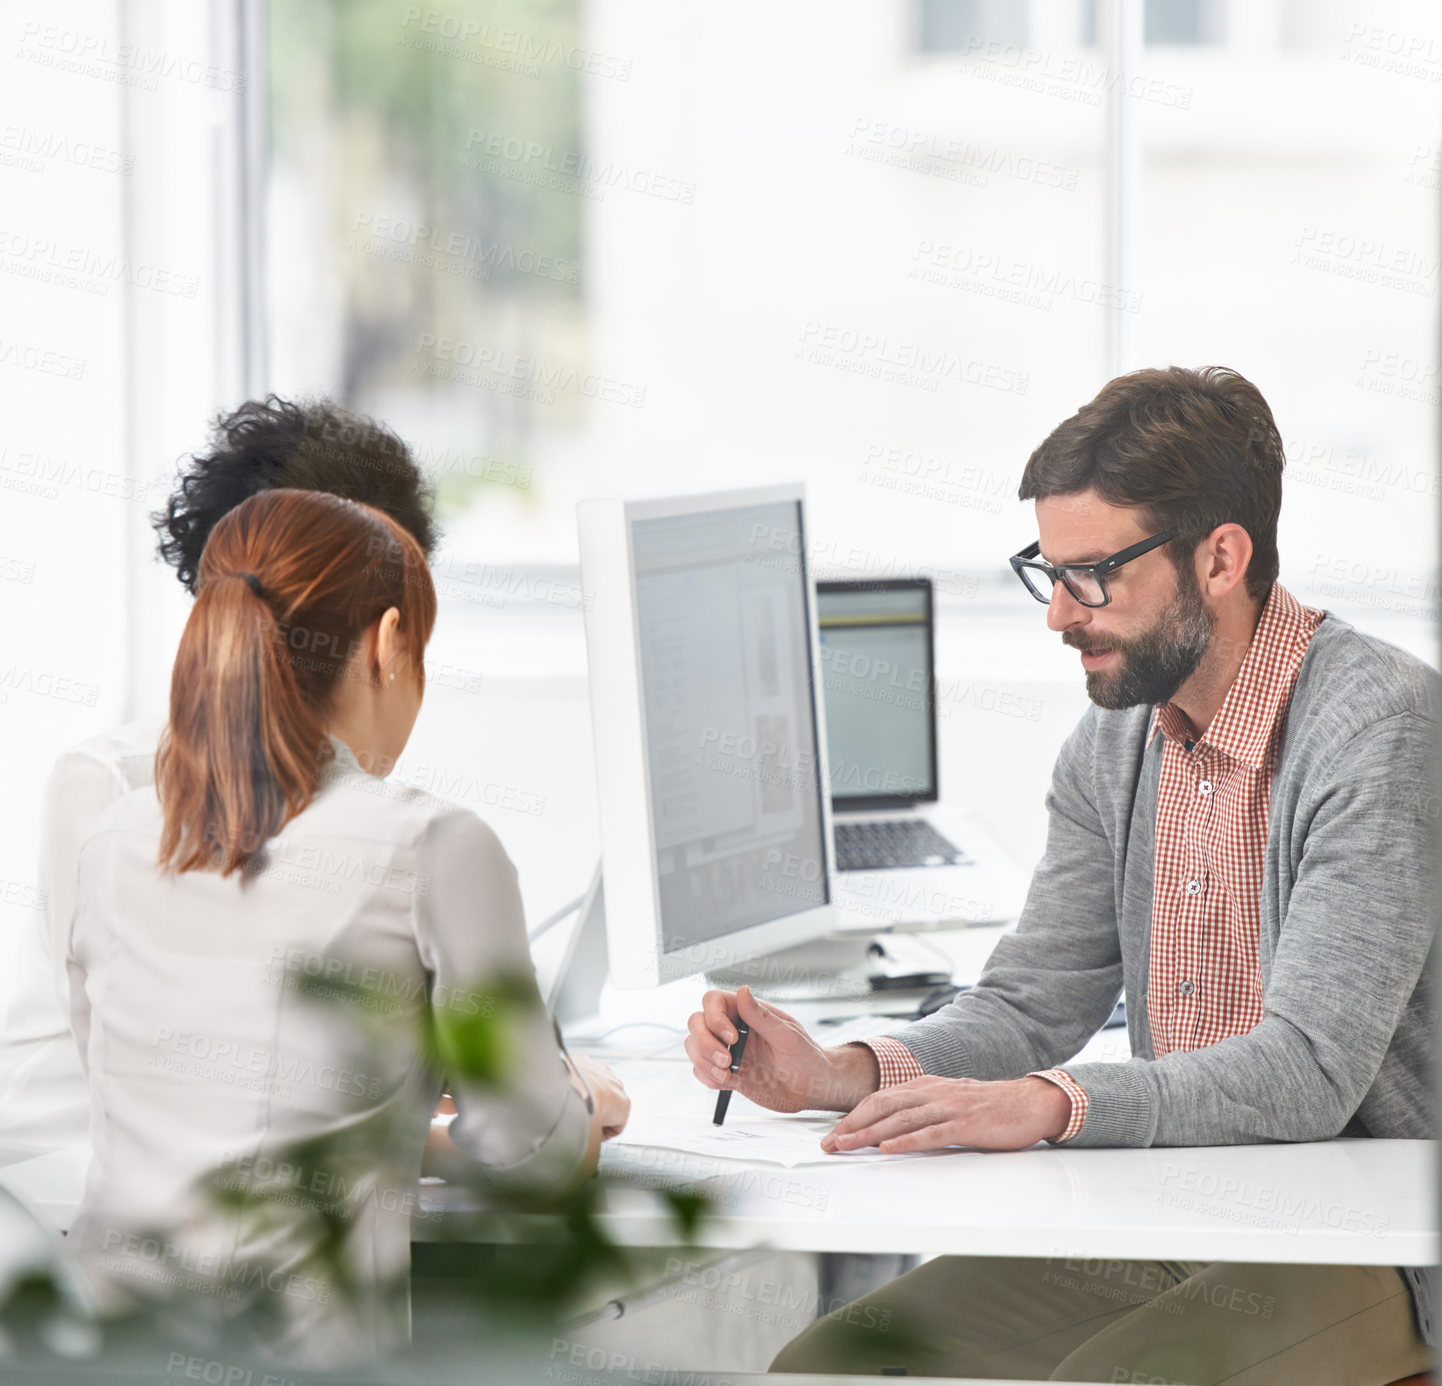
1179,980,1195,996
1199,781,1213,795
1185,879,1201,895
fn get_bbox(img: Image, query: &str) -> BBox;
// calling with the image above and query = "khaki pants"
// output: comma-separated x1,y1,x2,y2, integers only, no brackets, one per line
770,1256,1434,1383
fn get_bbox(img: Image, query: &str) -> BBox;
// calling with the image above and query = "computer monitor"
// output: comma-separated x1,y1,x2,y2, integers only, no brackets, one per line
577,484,837,989
816,578,937,810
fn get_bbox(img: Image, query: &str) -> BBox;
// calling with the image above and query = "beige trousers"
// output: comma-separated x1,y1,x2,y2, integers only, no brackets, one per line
769,1256,1435,1383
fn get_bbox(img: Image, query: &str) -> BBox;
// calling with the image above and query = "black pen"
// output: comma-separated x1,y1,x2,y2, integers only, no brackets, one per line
712,1020,750,1126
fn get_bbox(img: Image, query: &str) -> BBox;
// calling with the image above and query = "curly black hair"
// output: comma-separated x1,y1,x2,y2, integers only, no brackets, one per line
152,395,440,595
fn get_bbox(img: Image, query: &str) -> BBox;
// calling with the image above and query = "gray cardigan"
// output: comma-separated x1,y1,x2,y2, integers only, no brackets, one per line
887,610,1440,1342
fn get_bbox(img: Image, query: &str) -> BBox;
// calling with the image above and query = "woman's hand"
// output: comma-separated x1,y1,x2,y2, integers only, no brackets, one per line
422,1091,459,1176
572,1054,631,1140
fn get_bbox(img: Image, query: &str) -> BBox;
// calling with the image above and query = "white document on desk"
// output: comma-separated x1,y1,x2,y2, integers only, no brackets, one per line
608,1114,916,1167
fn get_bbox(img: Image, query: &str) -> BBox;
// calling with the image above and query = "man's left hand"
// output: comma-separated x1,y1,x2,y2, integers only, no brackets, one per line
820,1075,1071,1154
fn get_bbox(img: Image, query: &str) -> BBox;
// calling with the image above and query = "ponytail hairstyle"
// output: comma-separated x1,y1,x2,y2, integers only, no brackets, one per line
155,488,437,877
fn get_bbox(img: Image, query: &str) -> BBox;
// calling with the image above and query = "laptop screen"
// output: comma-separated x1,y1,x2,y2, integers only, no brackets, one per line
816,579,937,810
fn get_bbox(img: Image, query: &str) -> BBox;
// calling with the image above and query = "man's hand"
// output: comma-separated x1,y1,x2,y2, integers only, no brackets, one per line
685,985,879,1113
820,1075,1071,1154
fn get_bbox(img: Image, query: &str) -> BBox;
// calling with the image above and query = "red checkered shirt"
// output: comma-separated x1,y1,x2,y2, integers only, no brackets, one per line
860,583,1325,1144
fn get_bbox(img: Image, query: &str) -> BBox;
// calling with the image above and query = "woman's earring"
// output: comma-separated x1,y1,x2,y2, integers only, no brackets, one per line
389,672,395,684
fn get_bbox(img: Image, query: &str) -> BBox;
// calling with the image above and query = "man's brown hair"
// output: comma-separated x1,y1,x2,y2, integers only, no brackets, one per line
1017,366,1286,602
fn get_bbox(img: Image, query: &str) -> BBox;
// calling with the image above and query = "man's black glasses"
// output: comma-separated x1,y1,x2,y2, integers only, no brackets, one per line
1009,532,1174,608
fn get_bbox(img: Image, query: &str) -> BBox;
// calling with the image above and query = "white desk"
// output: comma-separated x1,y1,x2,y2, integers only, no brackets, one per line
415,1057,1437,1269
21,1118,1430,1269
0,1144,88,1234
15,1046,1429,1270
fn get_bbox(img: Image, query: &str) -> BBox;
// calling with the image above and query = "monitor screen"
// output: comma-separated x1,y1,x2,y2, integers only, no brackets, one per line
631,501,829,954
817,581,936,806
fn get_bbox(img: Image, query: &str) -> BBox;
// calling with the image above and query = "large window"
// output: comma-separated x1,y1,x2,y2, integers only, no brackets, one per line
268,0,586,524
264,0,1437,643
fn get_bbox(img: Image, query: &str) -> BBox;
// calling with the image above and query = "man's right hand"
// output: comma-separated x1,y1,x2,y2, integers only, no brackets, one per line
684,985,879,1113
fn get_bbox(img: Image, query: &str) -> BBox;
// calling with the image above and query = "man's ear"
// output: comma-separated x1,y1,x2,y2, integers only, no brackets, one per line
1201,523,1253,598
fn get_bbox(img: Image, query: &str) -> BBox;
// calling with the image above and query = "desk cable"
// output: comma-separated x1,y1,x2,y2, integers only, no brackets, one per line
527,893,585,942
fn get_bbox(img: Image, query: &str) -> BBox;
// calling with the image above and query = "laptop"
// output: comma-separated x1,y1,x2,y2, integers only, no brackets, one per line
816,578,1025,931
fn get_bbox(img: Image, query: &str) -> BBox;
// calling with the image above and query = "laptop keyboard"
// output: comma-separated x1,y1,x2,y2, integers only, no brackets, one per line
835,819,968,872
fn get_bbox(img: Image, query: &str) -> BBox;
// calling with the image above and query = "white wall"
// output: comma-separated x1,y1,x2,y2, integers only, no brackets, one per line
0,0,246,931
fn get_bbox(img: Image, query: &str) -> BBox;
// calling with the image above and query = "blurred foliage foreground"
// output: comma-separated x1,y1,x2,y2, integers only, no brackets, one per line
0,971,712,1385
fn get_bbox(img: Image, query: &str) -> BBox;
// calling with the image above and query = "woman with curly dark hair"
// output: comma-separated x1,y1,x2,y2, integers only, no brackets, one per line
152,395,440,597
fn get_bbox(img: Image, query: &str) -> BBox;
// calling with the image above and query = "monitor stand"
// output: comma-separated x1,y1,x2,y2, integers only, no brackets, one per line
706,932,953,1003
705,936,875,1002
545,864,954,1026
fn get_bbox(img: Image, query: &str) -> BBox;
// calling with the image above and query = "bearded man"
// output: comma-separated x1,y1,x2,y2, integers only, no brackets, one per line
687,366,1438,1383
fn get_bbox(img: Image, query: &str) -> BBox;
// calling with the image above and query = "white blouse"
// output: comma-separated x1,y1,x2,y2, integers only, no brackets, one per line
63,734,589,1364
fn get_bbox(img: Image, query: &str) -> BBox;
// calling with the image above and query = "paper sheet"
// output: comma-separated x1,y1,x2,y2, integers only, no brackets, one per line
607,1113,914,1167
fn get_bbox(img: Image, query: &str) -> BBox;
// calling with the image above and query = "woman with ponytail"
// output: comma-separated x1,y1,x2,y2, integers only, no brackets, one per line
63,489,628,1366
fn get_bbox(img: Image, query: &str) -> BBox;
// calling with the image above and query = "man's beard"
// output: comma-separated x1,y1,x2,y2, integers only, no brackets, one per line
1065,562,1216,711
